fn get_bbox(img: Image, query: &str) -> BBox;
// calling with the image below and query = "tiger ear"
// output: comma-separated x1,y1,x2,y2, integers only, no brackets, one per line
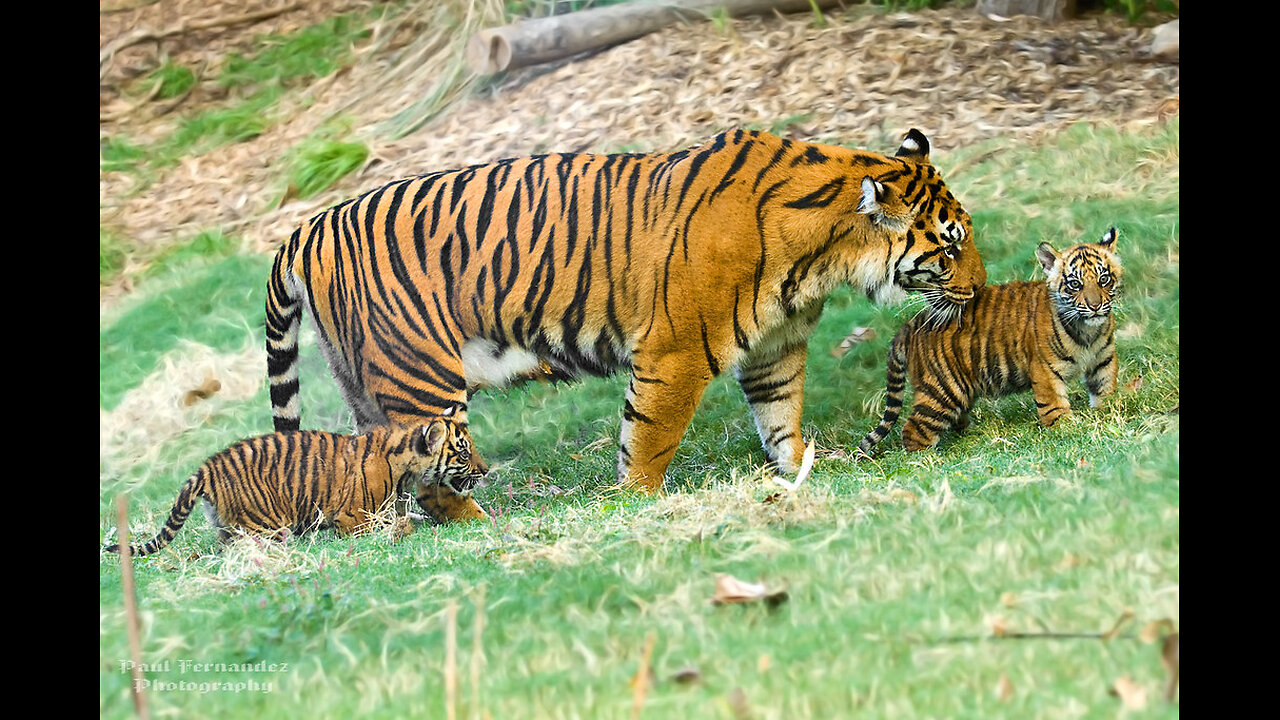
894,128,931,164
1098,227,1118,250
1036,242,1061,274
418,422,447,455
858,176,885,217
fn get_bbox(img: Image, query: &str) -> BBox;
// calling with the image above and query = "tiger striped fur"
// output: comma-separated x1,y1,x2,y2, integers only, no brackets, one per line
265,128,987,492
104,414,486,557
858,228,1122,454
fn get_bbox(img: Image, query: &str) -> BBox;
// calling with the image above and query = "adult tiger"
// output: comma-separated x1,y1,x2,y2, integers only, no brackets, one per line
266,128,986,493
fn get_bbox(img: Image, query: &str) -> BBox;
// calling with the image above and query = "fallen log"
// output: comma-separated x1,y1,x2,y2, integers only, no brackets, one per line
466,0,848,75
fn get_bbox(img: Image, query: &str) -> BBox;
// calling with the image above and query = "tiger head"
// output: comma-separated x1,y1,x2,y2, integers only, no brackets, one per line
398,411,490,523
855,129,987,320
1037,227,1122,327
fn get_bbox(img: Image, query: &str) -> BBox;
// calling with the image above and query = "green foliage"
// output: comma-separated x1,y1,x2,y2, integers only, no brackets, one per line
163,92,277,159
218,14,373,90
1101,0,1179,23
100,228,128,285
100,135,147,174
141,61,198,100
286,136,370,199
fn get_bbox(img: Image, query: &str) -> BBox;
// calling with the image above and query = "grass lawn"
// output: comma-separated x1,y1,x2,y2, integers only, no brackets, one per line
100,118,1178,718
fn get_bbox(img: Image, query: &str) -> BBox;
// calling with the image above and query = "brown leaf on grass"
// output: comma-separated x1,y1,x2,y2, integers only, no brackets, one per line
1161,633,1179,703
1123,374,1144,393
830,326,877,357
889,488,919,504
994,674,1014,702
712,574,788,609
1139,618,1176,644
1109,676,1148,710
989,616,1009,637
668,666,701,685
757,654,771,673
182,376,222,405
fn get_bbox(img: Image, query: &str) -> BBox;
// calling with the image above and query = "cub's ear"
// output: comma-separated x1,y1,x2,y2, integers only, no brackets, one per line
1036,242,1061,275
894,128,931,164
1098,227,1118,250
418,422,447,455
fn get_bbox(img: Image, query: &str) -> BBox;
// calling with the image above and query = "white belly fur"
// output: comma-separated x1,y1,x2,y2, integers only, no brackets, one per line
460,338,544,389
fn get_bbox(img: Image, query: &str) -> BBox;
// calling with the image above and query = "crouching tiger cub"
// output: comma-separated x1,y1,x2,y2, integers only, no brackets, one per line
266,128,986,493
104,414,486,558
858,228,1122,454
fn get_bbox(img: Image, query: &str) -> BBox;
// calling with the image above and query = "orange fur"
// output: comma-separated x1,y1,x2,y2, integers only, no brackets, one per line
105,415,487,557
859,228,1121,453
266,129,986,492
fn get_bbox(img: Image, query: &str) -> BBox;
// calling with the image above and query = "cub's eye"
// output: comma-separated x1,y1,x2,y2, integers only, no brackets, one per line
1098,273,1112,287
1065,278,1082,292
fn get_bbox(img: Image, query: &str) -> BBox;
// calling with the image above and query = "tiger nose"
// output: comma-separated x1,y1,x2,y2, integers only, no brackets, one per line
470,448,490,477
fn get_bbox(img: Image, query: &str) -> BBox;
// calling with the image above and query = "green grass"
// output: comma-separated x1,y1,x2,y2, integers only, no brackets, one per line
140,60,198,100
100,119,1179,718
285,135,371,199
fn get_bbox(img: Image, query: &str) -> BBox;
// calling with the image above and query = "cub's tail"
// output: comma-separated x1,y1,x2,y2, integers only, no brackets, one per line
105,472,204,558
857,326,911,456
266,229,304,432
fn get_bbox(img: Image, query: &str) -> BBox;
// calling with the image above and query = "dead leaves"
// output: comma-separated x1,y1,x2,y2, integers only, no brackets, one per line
1109,675,1148,710
182,375,221,405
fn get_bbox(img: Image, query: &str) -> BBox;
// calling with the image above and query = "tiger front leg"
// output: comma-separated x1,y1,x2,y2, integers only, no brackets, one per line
1084,351,1118,409
616,357,713,494
733,339,810,473
1030,363,1073,427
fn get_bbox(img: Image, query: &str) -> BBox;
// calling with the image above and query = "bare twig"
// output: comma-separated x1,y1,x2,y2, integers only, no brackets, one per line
630,631,656,720
100,2,302,76
116,495,151,720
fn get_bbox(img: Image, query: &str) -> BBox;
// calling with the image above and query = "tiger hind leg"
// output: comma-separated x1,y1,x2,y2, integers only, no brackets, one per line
617,359,713,494
314,331,392,432
899,385,971,451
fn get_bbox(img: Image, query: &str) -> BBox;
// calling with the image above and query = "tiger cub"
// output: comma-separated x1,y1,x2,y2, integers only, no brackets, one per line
104,414,487,557
858,228,1122,454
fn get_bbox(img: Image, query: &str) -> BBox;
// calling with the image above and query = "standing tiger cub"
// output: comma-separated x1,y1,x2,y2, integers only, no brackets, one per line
858,228,1122,454
266,128,986,492
104,414,487,558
